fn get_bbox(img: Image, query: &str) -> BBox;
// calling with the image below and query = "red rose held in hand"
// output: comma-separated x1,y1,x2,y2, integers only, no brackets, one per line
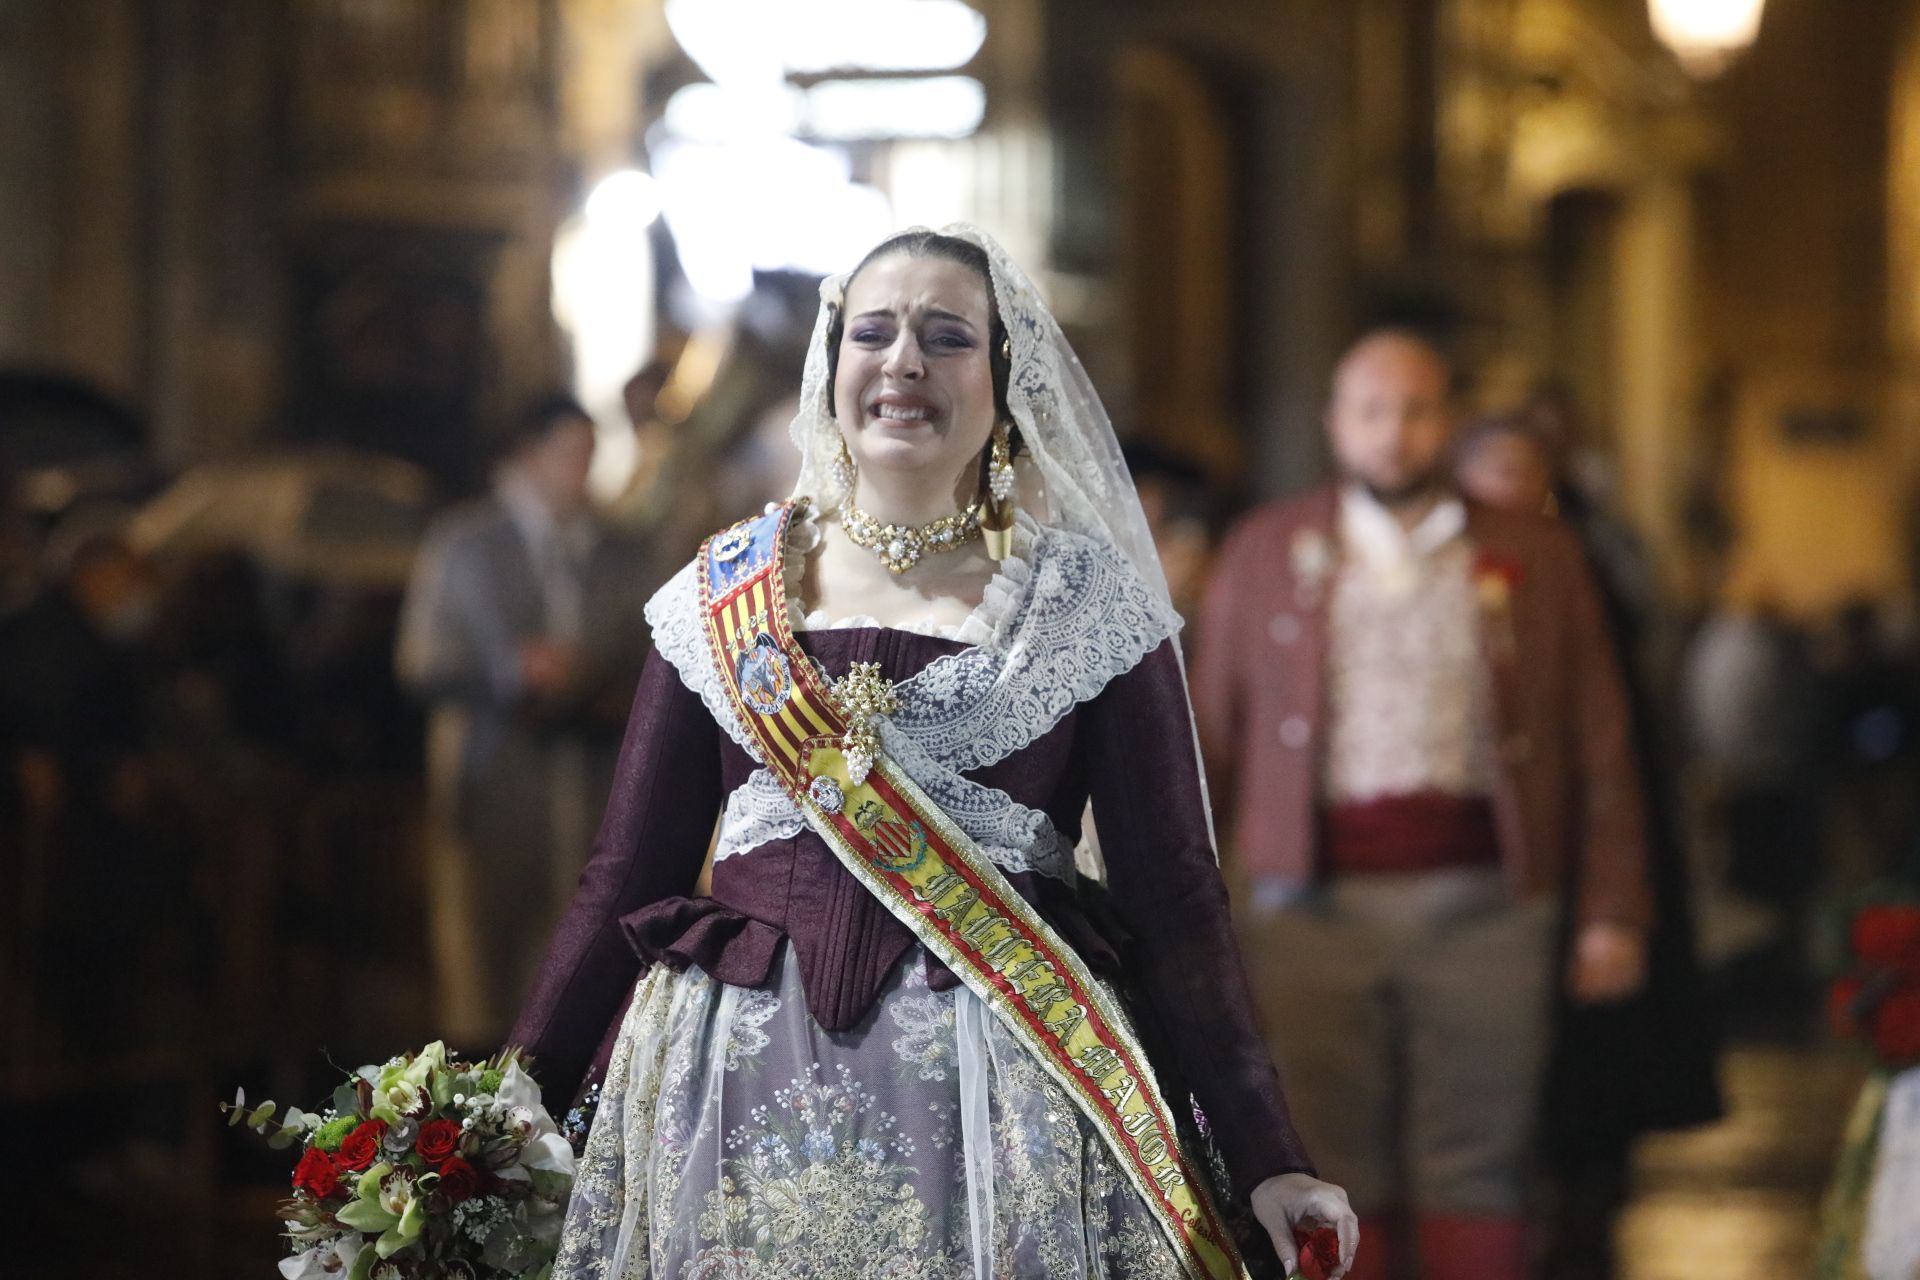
436,1156,480,1203
292,1146,340,1199
416,1118,462,1167
1294,1225,1341,1278
335,1119,388,1172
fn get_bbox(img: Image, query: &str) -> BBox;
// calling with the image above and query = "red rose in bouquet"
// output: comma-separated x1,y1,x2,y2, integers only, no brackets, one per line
416,1118,462,1167
292,1146,340,1199
436,1156,481,1203
1871,989,1920,1065
1852,905,1920,974
223,1044,577,1278
336,1119,388,1172
1833,900,1920,1068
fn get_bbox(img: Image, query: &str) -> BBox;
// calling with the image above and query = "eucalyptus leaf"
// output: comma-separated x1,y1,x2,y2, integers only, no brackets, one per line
227,1106,246,1128
268,1129,300,1151
249,1102,278,1128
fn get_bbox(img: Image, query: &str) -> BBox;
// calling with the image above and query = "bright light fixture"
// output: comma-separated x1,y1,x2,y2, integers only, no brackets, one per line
653,137,894,303
664,83,805,145
666,0,985,85
804,77,986,141
1648,0,1766,78
584,169,664,230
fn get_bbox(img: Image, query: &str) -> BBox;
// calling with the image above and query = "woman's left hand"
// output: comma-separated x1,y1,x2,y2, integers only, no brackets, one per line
1250,1172,1358,1278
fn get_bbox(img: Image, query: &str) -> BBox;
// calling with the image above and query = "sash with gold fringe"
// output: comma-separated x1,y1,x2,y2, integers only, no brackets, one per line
697,499,1248,1280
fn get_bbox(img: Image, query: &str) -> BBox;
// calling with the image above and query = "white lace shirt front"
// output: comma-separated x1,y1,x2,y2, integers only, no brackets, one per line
1320,487,1499,804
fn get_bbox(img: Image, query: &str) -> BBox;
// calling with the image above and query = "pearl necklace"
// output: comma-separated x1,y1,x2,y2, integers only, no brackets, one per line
839,497,983,574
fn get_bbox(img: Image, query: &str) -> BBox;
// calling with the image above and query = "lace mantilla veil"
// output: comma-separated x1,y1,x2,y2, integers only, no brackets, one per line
785,222,1222,856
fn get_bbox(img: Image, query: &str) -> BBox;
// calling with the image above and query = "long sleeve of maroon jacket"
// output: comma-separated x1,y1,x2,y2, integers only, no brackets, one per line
508,650,722,1110
1084,640,1316,1190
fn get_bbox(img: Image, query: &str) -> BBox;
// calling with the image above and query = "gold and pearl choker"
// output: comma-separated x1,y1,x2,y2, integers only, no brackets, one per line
839,497,983,574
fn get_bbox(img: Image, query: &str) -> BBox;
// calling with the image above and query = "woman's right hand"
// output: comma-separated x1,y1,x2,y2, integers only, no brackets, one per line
1249,1171,1359,1278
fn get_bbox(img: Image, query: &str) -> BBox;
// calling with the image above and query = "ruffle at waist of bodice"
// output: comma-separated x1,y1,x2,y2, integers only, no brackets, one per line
618,855,1127,1033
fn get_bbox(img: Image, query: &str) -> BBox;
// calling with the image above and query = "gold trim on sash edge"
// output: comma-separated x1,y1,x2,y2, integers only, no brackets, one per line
696,500,1250,1280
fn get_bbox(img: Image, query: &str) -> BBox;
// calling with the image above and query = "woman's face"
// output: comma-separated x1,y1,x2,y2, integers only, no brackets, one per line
832,251,998,499
1457,430,1553,515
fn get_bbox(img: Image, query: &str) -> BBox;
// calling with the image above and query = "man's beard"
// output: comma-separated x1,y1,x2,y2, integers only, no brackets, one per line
1359,468,1447,510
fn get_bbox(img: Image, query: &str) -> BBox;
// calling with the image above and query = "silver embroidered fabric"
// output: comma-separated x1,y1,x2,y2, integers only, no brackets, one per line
552,946,1181,1280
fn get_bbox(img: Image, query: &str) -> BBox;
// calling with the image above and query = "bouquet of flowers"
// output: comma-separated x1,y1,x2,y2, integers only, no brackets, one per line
1830,901,1920,1069
221,1043,574,1280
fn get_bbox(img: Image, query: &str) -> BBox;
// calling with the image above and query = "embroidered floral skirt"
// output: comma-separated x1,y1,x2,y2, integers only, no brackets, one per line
553,944,1185,1280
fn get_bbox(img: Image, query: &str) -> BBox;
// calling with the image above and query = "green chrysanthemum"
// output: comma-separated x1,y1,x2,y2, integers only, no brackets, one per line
312,1115,358,1152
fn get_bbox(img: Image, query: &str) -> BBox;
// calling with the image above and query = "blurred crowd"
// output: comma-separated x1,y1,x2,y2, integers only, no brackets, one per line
4,273,1920,1274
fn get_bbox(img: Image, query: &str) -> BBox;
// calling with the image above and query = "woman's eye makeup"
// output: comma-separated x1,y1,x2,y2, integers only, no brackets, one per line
846,319,976,350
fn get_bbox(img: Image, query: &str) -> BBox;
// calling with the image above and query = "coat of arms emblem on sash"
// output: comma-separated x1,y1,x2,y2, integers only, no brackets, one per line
734,633,792,714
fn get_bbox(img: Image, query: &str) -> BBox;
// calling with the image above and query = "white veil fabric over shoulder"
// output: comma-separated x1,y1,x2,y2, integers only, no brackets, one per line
786,222,1221,856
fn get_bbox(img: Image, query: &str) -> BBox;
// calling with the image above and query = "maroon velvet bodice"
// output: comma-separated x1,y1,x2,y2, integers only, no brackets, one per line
509,627,1314,1193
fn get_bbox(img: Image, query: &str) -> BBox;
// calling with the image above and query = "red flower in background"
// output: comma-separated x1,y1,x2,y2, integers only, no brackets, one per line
336,1119,388,1172
436,1156,480,1203
1852,905,1920,974
416,1118,462,1167
1472,550,1525,593
292,1146,340,1199
1872,989,1920,1065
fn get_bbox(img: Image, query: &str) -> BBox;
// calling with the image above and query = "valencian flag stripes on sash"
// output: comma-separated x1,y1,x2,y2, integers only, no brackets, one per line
697,500,1250,1280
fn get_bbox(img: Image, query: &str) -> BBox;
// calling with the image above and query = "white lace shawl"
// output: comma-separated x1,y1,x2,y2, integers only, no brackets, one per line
641,512,1180,881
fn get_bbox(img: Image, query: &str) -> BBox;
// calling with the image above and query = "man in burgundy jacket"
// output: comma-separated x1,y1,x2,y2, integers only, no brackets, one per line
1193,329,1651,1280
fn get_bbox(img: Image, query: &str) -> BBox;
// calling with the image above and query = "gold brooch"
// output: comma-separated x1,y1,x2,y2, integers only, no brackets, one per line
831,661,899,784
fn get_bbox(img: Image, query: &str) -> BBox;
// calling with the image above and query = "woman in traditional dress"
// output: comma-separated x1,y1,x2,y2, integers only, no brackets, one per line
511,226,1357,1279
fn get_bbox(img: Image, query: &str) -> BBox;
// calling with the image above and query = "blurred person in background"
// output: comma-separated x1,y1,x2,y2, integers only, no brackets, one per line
1125,440,1225,639
1457,411,1722,1280
397,393,653,1046
0,458,35,831
1682,585,1827,1008
1195,329,1652,1280
0,519,177,1060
